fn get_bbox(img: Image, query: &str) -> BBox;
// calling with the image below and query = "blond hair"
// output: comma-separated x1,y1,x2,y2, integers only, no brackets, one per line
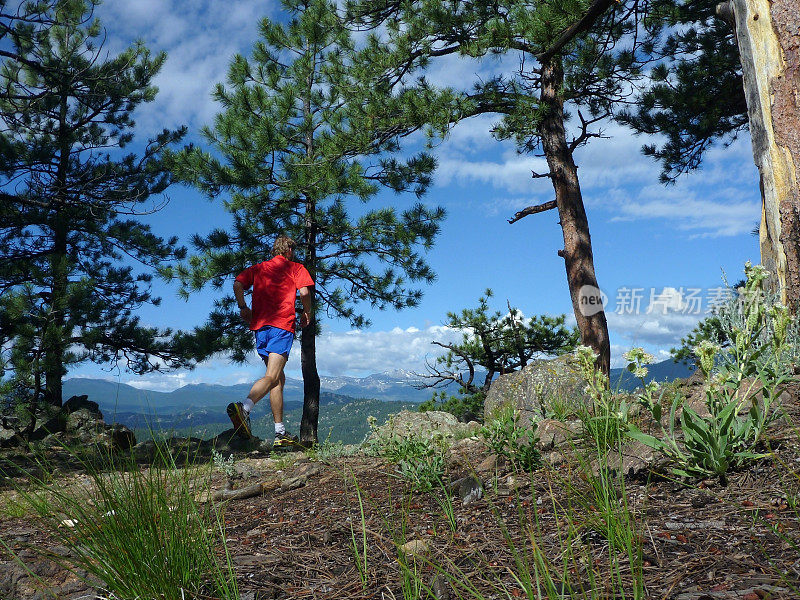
273,235,296,258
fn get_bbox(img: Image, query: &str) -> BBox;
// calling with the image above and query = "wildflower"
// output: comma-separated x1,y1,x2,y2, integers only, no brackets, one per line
769,303,790,345
575,345,597,361
366,415,378,429
645,381,660,395
623,347,655,365
694,340,720,376
633,366,649,379
744,261,769,291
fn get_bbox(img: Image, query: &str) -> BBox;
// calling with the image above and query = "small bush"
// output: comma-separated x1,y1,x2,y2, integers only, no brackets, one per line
375,434,446,492
481,408,540,471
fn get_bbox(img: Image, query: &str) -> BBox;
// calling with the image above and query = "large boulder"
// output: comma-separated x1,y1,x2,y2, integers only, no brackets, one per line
484,354,589,427
0,419,19,447
368,410,479,445
30,403,66,440
63,394,103,420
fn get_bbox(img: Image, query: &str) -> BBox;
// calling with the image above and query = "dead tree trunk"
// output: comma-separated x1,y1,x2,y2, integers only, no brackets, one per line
719,0,800,310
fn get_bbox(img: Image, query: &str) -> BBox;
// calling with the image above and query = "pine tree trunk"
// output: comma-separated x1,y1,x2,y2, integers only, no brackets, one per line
299,322,320,444
44,217,67,407
44,92,70,408
724,0,800,311
299,197,320,445
540,57,611,376
299,70,322,445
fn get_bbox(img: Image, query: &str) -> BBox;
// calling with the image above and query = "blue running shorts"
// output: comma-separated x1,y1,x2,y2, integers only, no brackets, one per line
254,326,294,358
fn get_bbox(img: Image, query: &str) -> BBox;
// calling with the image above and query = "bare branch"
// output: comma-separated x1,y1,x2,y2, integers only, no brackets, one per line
508,200,557,224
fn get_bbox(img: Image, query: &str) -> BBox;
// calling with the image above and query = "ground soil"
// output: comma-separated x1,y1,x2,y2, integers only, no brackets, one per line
2,404,800,600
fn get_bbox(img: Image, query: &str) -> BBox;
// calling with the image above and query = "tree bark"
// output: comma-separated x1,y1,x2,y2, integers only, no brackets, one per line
299,201,321,444
539,57,611,376
44,215,67,407
724,0,800,310
299,63,322,445
299,287,321,445
44,89,71,407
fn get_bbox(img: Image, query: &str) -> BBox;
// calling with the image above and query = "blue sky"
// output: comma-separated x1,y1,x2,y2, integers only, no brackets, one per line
68,0,761,391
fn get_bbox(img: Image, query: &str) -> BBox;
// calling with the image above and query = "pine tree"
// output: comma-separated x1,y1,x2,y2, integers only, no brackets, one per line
166,0,453,443
347,0,649,376
616,0,748,183
418,290,579,421
621,0,800,312
0,0,189,408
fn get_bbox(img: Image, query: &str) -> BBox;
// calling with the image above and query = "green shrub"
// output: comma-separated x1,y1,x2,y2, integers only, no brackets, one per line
628,263,796,485
379,434,446,492
481,408,540,471
419,390,486,423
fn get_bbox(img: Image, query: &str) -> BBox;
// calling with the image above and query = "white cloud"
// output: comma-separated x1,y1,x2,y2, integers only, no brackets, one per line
95,0,273,136
434,114,760,237
75,325,466,391
284,325,462,377
436,154,550,194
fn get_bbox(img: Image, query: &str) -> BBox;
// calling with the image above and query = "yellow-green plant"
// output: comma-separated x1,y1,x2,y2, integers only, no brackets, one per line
346,475,370,589
628,263,795,485
573,346,631,450
481,407,540,472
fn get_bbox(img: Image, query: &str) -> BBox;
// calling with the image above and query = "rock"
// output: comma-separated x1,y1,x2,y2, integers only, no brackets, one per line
280,461,324,491
448,476,483,505
399,539,429,558
484,354,588,426
503,474,529,493
65,408,98,433
0,423,18,447
294,461,324,479
543,450,565,467
428,574,451,600
368,410,475,445
31,404,66,439
444,436,483,472
108,424,136,451
475,453,508,475
62,395,102,419
536,418,581,449
603,440,665,477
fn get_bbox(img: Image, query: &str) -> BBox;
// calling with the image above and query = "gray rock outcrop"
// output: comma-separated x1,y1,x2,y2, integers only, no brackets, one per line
483,354,589,428
367,410,479,445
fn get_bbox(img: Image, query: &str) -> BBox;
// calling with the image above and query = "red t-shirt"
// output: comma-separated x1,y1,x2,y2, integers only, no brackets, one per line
235,256,315,333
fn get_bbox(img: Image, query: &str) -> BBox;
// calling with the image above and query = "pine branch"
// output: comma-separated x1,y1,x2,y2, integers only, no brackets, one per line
508,200,557,224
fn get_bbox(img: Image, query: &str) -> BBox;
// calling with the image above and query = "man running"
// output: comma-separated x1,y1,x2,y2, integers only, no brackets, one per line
227,235,314,447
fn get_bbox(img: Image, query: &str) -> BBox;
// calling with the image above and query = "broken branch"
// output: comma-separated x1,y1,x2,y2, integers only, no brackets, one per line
508,200,558,224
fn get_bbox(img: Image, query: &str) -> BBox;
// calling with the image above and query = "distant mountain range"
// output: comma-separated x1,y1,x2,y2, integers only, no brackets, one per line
64,358,693,421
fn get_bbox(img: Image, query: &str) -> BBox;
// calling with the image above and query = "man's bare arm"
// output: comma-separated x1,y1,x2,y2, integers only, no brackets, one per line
234,281,252,325
299,286,312,328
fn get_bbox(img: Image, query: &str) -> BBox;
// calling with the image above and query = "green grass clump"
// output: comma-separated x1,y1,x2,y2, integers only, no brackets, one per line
8,443,238,600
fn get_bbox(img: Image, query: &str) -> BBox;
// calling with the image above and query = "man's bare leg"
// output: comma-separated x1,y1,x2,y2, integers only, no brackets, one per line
247,352,287,404
270,370,286,425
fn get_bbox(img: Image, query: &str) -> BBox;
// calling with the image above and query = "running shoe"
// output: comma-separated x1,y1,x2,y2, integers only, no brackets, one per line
272,431,300,450
226,402,252,438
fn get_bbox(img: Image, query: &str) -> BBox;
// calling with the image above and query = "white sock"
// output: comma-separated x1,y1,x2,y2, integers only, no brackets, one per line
242,398,254,413
274,422,285,435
